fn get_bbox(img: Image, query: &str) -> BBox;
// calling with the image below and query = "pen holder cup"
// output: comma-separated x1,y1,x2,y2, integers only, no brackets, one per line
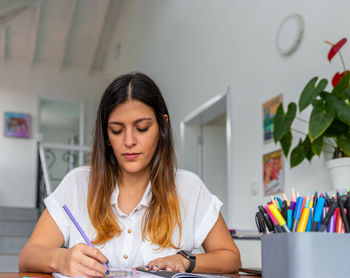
261,232,350,278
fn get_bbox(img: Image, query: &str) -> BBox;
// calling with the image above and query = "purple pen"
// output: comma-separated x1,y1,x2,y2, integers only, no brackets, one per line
327,208,335,233
290,201,296,215
63,205,109,269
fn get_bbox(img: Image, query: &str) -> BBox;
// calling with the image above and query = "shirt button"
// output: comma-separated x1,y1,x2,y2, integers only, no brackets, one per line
123,254,128,260
127,229,132,234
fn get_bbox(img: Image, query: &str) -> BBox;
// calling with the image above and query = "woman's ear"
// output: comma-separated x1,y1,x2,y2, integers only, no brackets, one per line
163,114,169,123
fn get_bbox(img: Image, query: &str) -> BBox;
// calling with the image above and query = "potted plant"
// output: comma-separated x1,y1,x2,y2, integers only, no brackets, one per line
273,38,350,189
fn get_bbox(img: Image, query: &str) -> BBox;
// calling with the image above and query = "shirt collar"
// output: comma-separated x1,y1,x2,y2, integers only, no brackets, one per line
139,181,152,207
110,180,152,209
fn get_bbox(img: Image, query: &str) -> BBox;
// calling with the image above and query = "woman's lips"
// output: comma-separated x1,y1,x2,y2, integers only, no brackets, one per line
122,153,141,160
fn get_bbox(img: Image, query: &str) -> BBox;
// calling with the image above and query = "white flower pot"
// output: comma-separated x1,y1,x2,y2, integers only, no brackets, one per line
326,157,350,190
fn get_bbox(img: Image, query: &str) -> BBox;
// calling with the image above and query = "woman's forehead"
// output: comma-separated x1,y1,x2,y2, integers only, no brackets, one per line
108,99,156,122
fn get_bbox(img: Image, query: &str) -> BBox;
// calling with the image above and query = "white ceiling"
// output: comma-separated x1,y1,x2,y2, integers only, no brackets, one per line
0,0,121,72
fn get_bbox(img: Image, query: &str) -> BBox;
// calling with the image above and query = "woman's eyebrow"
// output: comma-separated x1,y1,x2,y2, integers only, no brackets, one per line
108,118,153,125
134,118,153,124
108,121,123,125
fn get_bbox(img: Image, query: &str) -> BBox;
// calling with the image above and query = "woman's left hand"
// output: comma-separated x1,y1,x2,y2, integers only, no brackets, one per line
144,254,190,272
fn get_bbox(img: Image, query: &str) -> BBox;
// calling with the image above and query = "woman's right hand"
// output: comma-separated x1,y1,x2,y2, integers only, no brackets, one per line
18,210,110,276
57,243,109,277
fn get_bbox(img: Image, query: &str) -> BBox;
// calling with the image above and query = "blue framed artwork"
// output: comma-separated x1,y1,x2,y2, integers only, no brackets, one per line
262,94,282,144
4,112,31,138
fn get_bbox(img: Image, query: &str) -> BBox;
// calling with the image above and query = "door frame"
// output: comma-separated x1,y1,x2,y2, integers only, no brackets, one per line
34,95,85,198
180,88,232,220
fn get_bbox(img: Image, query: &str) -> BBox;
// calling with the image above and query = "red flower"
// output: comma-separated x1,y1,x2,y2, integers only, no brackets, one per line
332,71,349,87
328,38,347,62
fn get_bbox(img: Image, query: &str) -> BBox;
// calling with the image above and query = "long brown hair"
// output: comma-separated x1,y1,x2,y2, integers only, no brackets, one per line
87,73,181,248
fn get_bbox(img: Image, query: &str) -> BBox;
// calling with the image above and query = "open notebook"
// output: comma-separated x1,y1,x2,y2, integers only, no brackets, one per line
52,268,231,278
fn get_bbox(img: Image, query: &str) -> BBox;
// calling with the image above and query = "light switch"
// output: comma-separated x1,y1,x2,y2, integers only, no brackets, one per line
250,178,258,195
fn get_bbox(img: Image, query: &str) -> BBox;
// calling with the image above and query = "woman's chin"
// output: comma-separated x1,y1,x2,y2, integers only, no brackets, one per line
120,165,149,175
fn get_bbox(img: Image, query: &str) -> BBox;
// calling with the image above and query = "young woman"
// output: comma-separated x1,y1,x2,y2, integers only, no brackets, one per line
18,73,241,277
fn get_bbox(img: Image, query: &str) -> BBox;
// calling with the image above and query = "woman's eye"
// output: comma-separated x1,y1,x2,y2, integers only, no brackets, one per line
111,130,122,135
137,127,149,132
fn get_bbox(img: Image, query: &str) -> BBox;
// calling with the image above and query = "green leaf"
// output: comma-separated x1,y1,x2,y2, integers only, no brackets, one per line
303,136,314,161
311,136,323,156
273,104,285,142
306,151,315,162
324,118,349,137
331,72,350,99
344,88,350,100
327,95,350,125
319,91,331,100
337,134,350,156
284,103,297,131
299,77,328,112
309,100,335,141
273,102,297,142
290,139,306,167
280,130,292,156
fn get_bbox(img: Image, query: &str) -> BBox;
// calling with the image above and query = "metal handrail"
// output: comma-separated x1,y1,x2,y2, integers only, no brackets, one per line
38,142,52,195
37,139,90,196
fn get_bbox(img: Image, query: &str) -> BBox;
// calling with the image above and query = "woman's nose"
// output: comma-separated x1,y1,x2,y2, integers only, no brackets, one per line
124,129,137,147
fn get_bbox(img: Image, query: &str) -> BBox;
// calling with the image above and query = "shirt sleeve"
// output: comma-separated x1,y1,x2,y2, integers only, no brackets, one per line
190,174,223,249
44,169,81,247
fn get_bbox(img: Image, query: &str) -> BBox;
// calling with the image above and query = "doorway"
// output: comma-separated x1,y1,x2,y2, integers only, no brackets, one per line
180,90,232,220
36,96,87,192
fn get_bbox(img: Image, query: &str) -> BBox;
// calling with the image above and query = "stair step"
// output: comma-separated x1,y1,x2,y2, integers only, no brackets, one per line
0,254,18,272
0,207,39,221
0,220,36,237
0,236,29,254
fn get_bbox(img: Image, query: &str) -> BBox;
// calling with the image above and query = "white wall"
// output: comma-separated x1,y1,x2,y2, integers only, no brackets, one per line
0,61,107,207
104,0,350,230
202,125,227,220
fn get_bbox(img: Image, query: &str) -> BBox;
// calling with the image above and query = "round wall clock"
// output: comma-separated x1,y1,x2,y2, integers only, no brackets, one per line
276,14,304,56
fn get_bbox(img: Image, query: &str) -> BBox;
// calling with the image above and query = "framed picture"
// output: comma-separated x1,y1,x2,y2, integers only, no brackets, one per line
263,149,284,196
262,94,282,143
4,112,31,138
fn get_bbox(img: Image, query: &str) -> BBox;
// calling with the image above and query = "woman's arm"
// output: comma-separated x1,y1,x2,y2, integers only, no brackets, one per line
194,212,242,273
145,212,241,273
18,209,109,277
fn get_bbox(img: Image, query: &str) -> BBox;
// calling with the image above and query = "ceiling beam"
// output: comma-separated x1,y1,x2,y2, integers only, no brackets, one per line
0,3,32,27
59,0,77,71
29,3,41,67
0,2,41,63
87,0,110,74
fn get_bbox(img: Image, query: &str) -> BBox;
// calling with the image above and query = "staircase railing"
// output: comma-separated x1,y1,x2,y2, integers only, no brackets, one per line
36,139,90,213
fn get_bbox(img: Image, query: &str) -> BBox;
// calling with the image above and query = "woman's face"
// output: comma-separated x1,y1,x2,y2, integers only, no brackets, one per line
107,99,160,176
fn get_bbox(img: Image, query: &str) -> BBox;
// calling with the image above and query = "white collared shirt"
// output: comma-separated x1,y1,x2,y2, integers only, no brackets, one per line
44,166,222,268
